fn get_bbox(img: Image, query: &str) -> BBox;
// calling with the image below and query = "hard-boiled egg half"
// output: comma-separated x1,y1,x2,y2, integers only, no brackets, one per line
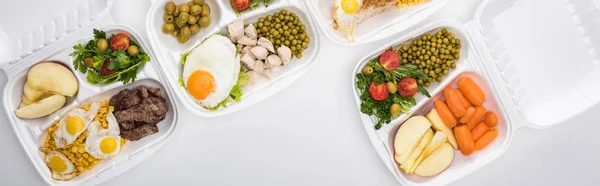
54,102,101,148
85,112,122,159
334,0,362,42
182,35,241,109
44,151,76,181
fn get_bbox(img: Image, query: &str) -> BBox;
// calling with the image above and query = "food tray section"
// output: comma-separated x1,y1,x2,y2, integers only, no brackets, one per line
1,25,179,186
146,0,319,117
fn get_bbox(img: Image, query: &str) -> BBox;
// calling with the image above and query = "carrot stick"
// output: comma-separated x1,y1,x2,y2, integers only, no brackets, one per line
435,100,457,128
471,122,490,141
466,106,487,129
475,128,499,150
485,112,498,127
459,107,475,124
454,124,475,155
444,87,466,117
458,77,486,106
455,90,472,108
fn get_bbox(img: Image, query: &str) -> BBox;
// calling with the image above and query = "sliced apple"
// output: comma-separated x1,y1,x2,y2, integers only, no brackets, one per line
415,142,454,177
23,82,51,101
393,116,432,164
22,95,34,105
401,128,433,173
409,131,448,173
19,102,28,109
15,95,66,119
27,62,78,97
426,109,458,149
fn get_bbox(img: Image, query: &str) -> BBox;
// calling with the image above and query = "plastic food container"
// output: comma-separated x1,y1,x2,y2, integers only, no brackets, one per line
145,0,320,117
0,0,179,185
302,0,449,45
351,0,600,185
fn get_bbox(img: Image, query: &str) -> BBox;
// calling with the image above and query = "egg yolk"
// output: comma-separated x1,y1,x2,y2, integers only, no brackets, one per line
100,137,118,154
341,0,359,14
187,70,215,101
48,156,67,172
66,116,84,135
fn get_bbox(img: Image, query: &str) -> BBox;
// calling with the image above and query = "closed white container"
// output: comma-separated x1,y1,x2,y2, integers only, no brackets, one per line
352,0,600,185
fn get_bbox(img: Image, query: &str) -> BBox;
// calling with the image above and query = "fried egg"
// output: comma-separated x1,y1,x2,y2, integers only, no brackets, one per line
54,102,101,148
85,112,121,159
182,34,241,108
334,0,362,42
44,151,76,181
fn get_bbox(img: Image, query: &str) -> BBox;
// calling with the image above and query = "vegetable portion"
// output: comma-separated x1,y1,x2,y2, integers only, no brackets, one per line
231,0,273,16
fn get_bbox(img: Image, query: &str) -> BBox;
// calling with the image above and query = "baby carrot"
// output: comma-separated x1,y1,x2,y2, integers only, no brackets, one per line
459,107,475,124
475,128,499,150
444,87,466,117
455,89,472,108
467,106,487,129
471,122,490,141
458,77,485,106
485,112,498,127
454,124,475,155
435,100,457,128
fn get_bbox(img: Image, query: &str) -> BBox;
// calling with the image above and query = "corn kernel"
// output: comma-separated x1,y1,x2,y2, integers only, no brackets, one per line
77,166,84,172
108,106,114,112
83,153,89,158
71,147,78,153
78,148,85,153
76,153,81,158
83,104,91,111
94,116,100,121
101,123,108,128
88,157,95,162
87,165,94,170
101,101,107,107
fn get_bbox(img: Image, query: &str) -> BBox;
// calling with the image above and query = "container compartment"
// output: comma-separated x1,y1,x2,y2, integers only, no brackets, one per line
146,0,320,117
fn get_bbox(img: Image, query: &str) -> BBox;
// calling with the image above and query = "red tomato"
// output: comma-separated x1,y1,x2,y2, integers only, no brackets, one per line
231,0,250,11
379,50,400,71
100,58,117,75
398,78,418,97
369,82,389,101
110,33,130,51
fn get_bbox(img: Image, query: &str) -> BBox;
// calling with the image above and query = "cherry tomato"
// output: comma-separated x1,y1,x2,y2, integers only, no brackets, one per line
379,50,400,71
100,58,117,75
109,33,130,51
231,0,250,11
369,82,389,101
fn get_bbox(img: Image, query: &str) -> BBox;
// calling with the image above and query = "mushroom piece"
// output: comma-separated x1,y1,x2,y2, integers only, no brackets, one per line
262,69,272,78
247,71,261,84
241,45,254,58
237,36,257,46
277,45,292,65
263,58,271,69
244,24,258,40
241,53,255,69
257,37,275,53
266,54,282,66
254,60,265,74
227,20,244,42
250,46,269,60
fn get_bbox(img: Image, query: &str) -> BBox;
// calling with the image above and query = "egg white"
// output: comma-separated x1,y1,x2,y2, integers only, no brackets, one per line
182,34,241,108
334,0,362,42
54,102,101,148
44,151,76,181
85,112,121,159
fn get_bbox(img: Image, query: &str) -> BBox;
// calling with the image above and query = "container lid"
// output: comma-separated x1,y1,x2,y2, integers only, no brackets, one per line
0,0,113,69
468,0,600,129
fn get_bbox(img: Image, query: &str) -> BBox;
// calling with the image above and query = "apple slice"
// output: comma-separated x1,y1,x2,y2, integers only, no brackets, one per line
27,62,78,97
19,102,28,109
409,131,448,173
22,95,34,105
23,82,51,102
394,116,432,164
415,142,454,177
400,128,433,173
426,109,458,149
15,95,66,119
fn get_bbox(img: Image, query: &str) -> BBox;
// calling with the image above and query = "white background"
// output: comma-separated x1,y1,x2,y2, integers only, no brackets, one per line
1,0,599,185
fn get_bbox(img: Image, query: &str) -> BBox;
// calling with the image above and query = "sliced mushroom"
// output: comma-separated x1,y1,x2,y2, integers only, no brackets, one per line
277,45,292,65
254,60,265,74
247,71,260,84
227,20,244,42
263,58,271,69
241,45,254,58
266,54,282,66
250,46,268,60
262,68,272,78
245,24,258,40
237,36,257,46
257,37,275,53
241,53,255,69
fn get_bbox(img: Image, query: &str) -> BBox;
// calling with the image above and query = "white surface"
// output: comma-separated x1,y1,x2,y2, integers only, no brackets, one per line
0,0,599,186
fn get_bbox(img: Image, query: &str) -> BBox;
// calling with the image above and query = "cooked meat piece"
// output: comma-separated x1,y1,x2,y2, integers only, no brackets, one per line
147,87,162,98
110,89,141,111
118,120,136,130
137,86,148,98
121,124,159,141
114,97,168,124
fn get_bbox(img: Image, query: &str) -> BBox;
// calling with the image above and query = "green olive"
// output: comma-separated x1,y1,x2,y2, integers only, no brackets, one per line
190,5,202,15
193,0,204,4
174,5,180,16
177,34,189,43
164,13,174,23
390,104,401,117
201,4,210,16
180,4,190,13
171,29,179,37
180,26,191,38
83,57,94,67
97,39,108,51
199,16,210,27
386,81,397,94
162,23,175,34
190,24,200,34
127,45,139,56
188,15,197,24
179,12,189,23
362,65,374,75
165,2,176,14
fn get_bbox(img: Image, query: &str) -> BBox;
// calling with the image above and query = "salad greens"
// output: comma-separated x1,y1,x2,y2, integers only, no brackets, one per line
233,0,273,17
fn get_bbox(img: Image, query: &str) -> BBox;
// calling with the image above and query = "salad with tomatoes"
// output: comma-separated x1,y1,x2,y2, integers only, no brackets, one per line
356,50,431,129
70,29,150,85
231,0,273,16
